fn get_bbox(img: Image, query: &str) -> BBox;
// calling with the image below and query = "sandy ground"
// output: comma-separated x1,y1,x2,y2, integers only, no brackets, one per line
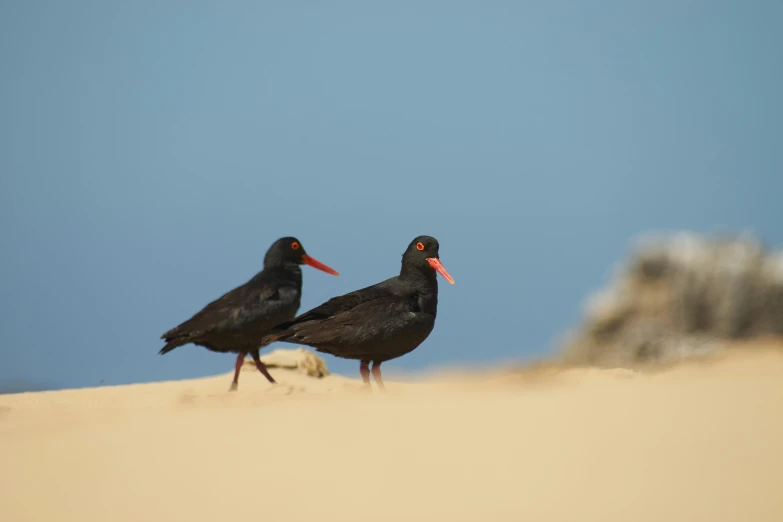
2,346,782,522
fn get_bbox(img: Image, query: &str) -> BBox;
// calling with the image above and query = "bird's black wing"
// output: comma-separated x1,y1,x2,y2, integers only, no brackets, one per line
269,281,394,335
274,295,433,356
161,275,294,342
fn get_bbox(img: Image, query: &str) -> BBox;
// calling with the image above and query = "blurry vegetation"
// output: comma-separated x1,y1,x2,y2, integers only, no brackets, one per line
560,232,783,367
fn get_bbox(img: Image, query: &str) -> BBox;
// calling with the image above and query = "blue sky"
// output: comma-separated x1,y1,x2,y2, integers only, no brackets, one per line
1,1,781,391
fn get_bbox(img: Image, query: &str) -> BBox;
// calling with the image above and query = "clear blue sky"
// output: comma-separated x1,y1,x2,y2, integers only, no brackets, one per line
1,1,781,391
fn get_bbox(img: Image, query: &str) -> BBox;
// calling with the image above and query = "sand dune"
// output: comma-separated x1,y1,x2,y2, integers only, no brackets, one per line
2,346,782,522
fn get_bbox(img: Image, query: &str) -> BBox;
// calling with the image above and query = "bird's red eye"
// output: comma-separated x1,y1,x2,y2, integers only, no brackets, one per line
416,242,425,251
291,241,300,250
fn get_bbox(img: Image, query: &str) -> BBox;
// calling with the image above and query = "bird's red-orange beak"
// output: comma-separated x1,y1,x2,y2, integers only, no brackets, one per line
426,258,455,284
302,254,339,276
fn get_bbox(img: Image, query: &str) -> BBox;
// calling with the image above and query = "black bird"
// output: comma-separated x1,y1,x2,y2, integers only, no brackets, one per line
264,236,454,389
158,237,339,390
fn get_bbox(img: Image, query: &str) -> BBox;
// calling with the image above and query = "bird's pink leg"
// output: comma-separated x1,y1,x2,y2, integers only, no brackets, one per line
230,353,245,391
250,351,276,384
371,361,385,391
359,360,371,386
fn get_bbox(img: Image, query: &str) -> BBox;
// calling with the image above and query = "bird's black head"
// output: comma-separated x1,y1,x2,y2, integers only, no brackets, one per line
401,235,455,284
264,237,339,276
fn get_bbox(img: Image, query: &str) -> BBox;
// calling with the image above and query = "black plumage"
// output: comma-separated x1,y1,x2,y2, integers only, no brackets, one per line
264,236,454,389
158,237,338,390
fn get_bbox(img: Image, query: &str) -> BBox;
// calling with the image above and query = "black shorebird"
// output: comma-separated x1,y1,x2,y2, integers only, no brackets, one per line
264,235,454,390
158,237,339,390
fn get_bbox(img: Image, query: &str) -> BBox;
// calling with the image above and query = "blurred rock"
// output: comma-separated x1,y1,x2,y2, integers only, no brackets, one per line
242,347,329,378
561,232,783,367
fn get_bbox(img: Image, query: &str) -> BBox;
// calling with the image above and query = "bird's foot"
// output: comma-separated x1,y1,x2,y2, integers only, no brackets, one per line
371,362,386,392
250,354,277,384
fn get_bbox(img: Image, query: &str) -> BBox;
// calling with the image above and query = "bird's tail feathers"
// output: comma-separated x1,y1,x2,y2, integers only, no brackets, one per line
158,338,187,355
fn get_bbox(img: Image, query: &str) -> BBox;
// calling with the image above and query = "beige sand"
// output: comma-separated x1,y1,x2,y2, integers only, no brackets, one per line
2,346,782,522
